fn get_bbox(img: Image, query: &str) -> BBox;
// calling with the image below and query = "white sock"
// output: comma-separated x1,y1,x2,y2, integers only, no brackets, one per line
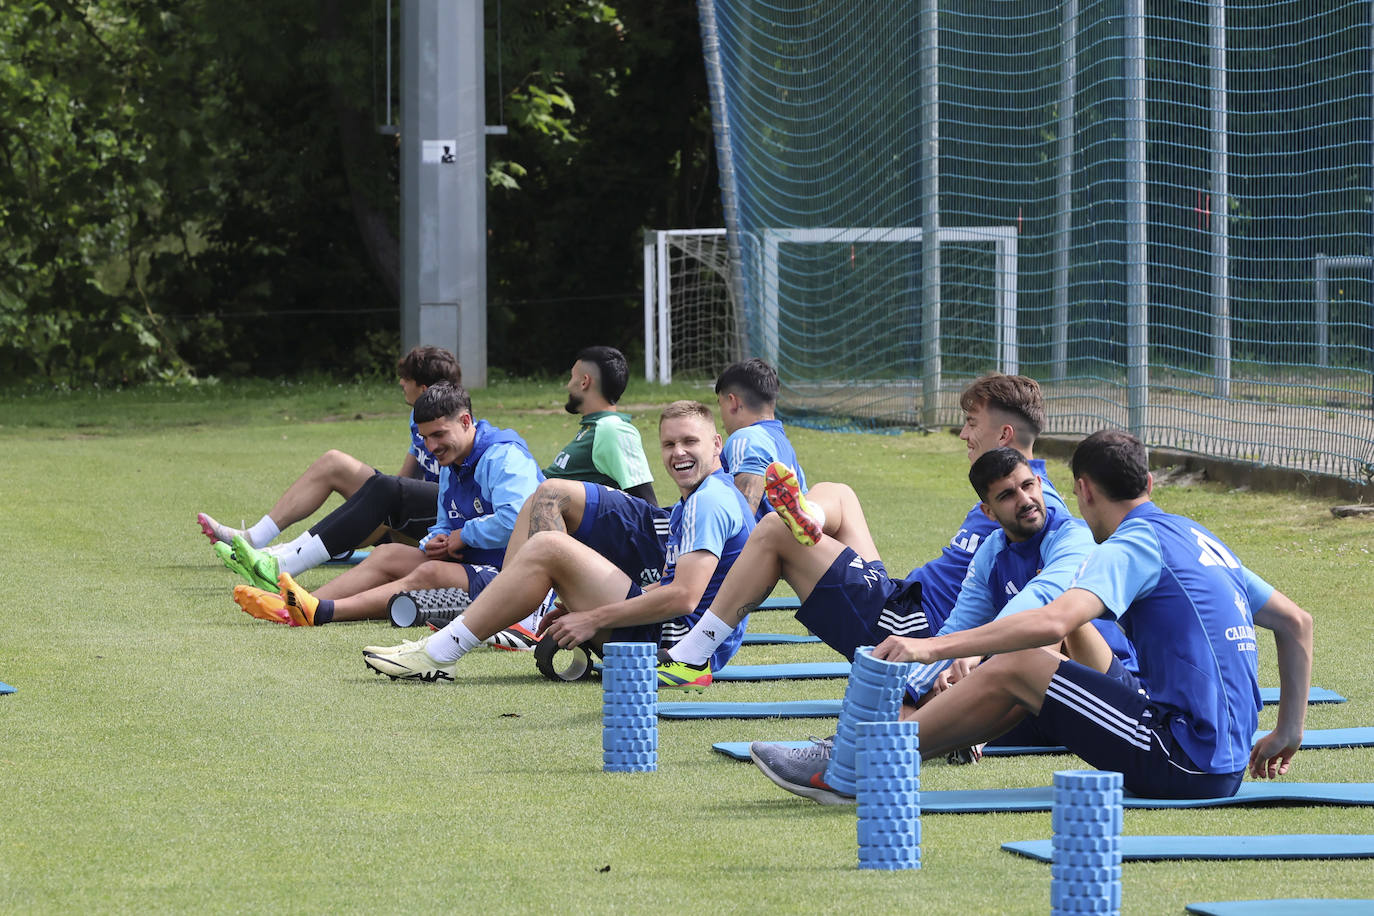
667,611,733,666
246,515,281,548
426,616,481,664
275,533,332,577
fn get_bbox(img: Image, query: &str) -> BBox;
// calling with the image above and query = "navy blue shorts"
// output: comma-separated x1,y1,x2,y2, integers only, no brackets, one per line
461,563,500,600
989,656,1137,748
603,581,663,647
573,483,670,588
795,547,930,661
1034,658,1244,799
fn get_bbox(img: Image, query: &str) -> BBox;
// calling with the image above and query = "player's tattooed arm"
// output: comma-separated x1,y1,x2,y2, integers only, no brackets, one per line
733,472,766,515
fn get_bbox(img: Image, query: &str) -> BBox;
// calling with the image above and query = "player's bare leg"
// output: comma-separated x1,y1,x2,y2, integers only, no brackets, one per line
504,479,588,564
313,543,427,599
265,449,376,530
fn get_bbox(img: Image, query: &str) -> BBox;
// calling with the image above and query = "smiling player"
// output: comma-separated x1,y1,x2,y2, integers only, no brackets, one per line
360,400,757,681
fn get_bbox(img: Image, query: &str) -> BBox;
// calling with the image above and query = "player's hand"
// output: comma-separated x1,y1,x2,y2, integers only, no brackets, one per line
540,606,599,649
872,635,938,664
535,599,569,637
1249,727,1302,779
445,531,465,559
947,656,980,685
424,535,449,560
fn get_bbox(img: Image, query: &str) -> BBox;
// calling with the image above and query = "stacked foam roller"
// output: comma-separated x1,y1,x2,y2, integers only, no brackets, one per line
1051,770,1123,914
855,720,921,870
601,642,657,772
826,647,915,796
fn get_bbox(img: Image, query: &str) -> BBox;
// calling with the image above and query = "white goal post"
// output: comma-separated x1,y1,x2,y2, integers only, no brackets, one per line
644,225,1020,383
758,226,1020,375
643,228,737,383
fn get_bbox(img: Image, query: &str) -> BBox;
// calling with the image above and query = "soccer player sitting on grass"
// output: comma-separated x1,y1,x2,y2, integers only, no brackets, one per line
359,400,756,682
655,373,1074,689
715,357,809,519
747,447,1136,802
233,382,543,625
202,345,461,586
855,430,1312,800
488,355,812,604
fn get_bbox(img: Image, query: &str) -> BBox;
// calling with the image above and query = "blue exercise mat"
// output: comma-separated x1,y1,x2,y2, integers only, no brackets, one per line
919,782,1374,813
1187,901,1374,916
1004,834,1374,862
325,548,371,565
713,662,849,681
739,633,821,646
661,687,1343,720
757,597,800,611
711,728,1374,761
0,681,14,695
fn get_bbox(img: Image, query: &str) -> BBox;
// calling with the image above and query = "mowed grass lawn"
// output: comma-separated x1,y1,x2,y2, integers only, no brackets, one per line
2,378,1372,914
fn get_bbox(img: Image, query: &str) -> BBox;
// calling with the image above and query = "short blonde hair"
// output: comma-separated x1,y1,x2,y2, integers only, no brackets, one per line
659,399,716,428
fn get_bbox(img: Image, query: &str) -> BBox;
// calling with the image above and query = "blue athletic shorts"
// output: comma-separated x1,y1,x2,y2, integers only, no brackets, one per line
573,483,671,588
603,581,663,647
1033,658,1244,799
794,547,930,661
461,563,500,600
989,656,1137,749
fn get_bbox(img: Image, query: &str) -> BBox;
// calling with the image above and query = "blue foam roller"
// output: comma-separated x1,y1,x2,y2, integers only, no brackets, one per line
828,651,914,796
1052,834,1121,853
601,643,656,773
602,713,657,730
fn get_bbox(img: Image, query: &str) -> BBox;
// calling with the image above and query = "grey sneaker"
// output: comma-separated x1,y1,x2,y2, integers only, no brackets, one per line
749,736,854,806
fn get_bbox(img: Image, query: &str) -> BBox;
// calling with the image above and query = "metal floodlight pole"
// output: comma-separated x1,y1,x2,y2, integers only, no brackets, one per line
400,0,487,387
1124,0,1149,435
1209,0,1231,398
919,0,942,426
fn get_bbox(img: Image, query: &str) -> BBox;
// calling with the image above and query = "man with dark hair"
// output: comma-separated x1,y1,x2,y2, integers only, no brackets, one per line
544,346,656,505
360,400,757,681
715,357,808,519
198,345,462,577
858,429,1313,800
233,383,544,625
750,447,1134,802
656,373,1065,690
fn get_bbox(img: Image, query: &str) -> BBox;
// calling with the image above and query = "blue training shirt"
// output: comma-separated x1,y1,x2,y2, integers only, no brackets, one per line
659,469,757,670
721,419,807,521
1068,502,1275,774
902,457,1066,631
419,420,544,567
409,410,441,482
905,504,1134,699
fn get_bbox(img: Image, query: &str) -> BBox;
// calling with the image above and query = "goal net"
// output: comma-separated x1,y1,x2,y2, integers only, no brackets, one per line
642,229,742,383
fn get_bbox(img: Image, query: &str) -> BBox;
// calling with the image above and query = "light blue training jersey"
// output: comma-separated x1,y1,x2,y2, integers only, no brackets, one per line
901,458,1066,629
1069,502,1275,774
660,469,757,670
721,418,806,521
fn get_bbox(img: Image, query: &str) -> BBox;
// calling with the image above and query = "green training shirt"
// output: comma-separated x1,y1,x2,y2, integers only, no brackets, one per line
544,411,655,490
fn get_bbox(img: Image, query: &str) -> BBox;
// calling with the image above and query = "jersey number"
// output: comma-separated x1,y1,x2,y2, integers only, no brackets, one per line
1192,528,1239,569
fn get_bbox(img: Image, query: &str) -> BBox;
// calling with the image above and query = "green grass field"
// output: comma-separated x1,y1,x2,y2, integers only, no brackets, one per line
2,378,1372,913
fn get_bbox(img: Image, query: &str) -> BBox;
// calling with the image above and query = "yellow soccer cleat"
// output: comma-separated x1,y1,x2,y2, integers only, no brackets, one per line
764,461,825,546
277,571,319,627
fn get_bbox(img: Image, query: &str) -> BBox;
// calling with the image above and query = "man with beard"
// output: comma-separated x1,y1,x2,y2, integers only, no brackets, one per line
543,346,657,505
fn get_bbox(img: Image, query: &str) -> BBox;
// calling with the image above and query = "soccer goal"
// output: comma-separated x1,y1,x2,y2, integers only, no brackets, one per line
642,228,742,383
757,226,1020,377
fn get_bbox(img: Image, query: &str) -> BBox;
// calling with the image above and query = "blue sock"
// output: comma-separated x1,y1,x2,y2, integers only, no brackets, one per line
313,599,335,625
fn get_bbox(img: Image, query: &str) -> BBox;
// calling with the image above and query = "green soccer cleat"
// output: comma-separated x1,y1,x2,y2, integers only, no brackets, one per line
656,649,712,692
362,635,455,682
230,534,280,592
764,461,825,547
215,540,265,589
